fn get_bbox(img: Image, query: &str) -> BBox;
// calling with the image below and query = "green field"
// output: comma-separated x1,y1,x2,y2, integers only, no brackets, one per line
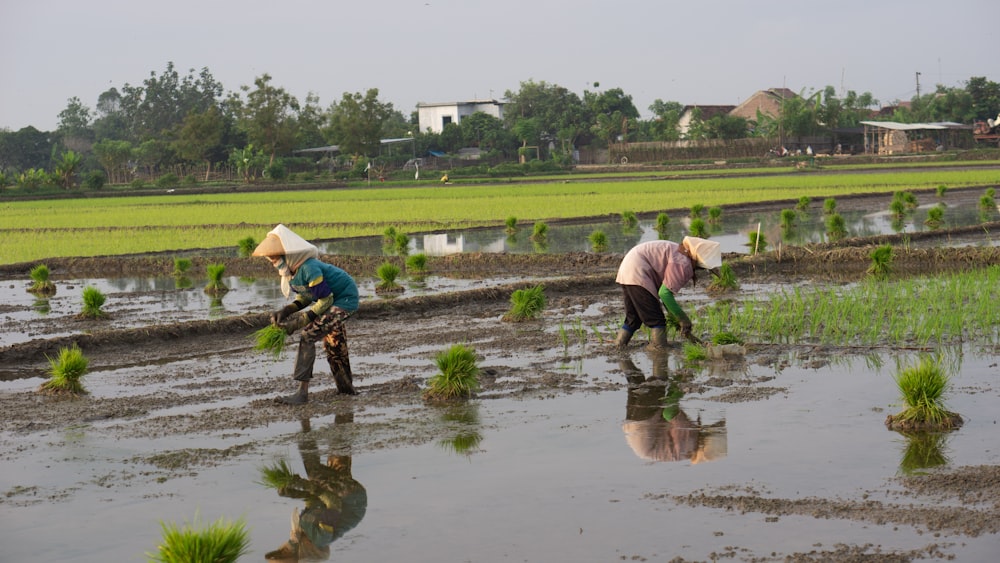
2,166,998,264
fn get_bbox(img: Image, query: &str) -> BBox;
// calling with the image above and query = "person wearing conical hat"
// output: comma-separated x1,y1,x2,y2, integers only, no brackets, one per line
253,224,360,403
614,236,722,351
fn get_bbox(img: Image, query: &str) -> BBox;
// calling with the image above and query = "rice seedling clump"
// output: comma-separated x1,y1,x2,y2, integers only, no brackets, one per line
204,263,228,294
375,261,404,293
28,263,56,295
39,344,89,395
79,286,108,319
589,230,608,252
424,344,481,401
885,356,962,431
706,263,739,293
503,284,546,322
147,515,250,563
253,325,288,359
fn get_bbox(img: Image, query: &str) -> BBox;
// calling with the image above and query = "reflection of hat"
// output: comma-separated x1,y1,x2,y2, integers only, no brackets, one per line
682,236,722,270
252,233,285,257
691,431,728,464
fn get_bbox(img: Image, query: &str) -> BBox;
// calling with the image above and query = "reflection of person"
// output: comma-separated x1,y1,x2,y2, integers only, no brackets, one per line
620,355,726,464
253,224,360,403
266,416,368,561
614,237,722,350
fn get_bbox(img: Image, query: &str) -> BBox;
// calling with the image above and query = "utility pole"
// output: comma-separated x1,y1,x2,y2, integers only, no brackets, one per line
915,71,922,98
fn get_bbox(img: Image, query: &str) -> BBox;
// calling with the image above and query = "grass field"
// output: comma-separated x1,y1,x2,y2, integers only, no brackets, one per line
2,165,998,264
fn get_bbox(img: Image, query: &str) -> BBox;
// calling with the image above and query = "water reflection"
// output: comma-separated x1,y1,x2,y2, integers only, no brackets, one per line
897,432,952,475
436,403,484,456
260,416,367,560
620,353,727,464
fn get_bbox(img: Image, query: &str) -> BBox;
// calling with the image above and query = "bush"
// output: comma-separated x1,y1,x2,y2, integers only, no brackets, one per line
82,170,106,190
265,161,287,181
156,173,180,188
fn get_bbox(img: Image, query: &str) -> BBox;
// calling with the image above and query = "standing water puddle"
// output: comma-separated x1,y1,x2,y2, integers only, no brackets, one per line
1,345,997,561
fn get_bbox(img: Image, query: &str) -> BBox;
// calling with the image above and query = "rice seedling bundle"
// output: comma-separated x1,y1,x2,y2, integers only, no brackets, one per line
887,356,962,431
747,231,767,254
40,344,89,395
237,236,256,257
589,230,608,252
867,244,893,279
621,210,638,228
503,284,546,322
825,213,847,240
925,205,945,228
531,221,548,241
424,344,481,401
682,342,707,363
823,197,837,215
376,261,402,292
655,212,670,235
80,286,107,318
796,196,811,211
708,206,722,223
504,216,518,234
406,253,428,273
147,515,250,563
204,263,228,293
690,203,704,218
689,218,708,238
28,263,56,294
173,257,192,275
394,232,410,256
779,209,796,229
253,325,288,359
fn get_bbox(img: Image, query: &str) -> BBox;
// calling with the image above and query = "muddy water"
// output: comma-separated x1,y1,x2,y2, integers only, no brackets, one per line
2,345,998,561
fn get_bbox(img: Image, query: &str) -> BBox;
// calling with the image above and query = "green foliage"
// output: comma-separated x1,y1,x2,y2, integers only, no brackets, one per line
889,193,908,218
979,192,995,211
173,258,192,275
825,213,847,240
867,244,893,279
689,217,708,238
406,253,428,273
588,230,608,252
796,196,811,211
18,168,49,191
253,325,287,359
40,344,89,395
504,216,518,234
80,286,107,318
54,151,83,189
503,284,546,321
780,208,796,229
707,206,722,223
898,432,950,474
383,225,398,243
204,263,228,293
747,231,767,254
130,178,145,189
28,264,56,294
707,263,739,293
689,203,704,218
264,160,287,181
823,197,837,215
376,261,402,292
530,221,548,241
155,173,180,188
925,204,945,228
682,342,707,363
237,236,256,258
936,184,947,197
147,514,250,563
394,232,410,256
711,331,744,345
655,212,670,238
424,344,481,401
257,458,296,490
82,170,106,190
621,210,638,228
891,356,959,428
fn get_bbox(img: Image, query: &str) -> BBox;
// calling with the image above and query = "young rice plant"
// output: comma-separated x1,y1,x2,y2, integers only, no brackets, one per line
28,263,56,294
867,244,893,279
253,325,288,359
80,286,107,318
375,262,403,293
589,230,609,252
887,356,962,430
237,236,256,258
503,284,546,322
146,515,250,563
706,263,739,293
406,252,428,273
424,343,481,401
40,344,89,395
204,263,228,294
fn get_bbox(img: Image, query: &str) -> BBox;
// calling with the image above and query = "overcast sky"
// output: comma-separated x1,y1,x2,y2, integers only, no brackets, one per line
2,0,998,132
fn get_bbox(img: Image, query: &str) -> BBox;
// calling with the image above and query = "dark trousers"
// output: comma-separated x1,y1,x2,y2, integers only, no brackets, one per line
293,307,355,394
620,285,666,332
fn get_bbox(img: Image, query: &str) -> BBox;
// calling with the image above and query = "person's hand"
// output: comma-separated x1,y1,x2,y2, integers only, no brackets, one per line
280,312,310,335
679,320,702,344
271,304,299,325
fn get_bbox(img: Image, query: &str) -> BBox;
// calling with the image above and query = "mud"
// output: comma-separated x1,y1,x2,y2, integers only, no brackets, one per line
2,192,1000,561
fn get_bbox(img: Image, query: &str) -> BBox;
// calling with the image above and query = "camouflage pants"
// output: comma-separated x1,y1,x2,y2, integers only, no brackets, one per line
294,306,355,393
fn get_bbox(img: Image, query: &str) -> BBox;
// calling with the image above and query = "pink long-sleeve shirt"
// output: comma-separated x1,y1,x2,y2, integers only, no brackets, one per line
615,240,694,298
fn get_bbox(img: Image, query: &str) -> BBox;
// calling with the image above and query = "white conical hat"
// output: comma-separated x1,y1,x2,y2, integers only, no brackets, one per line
682,236,722,270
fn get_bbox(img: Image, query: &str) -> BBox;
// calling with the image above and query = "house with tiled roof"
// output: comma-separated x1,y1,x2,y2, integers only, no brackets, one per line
677,105,736,137
728,87,798,122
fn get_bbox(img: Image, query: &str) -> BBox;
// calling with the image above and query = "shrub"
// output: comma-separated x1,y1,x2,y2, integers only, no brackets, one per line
264,161,287,181
588,230,608,252
130,178,145,189
424,344,481,401
147,515,250,563
155,173,180,188
82,170,106,190
237,236,256,258
80,286,107,318
39,344,89,395
503,284,546,322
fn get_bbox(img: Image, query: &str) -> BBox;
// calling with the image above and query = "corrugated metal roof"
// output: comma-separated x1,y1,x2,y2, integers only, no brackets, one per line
860,121,972,131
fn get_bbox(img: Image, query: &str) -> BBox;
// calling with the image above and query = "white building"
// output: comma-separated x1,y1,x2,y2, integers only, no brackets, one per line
417,99,504,134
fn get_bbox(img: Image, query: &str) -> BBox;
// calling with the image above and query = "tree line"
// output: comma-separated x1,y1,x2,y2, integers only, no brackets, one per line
1,61,997,190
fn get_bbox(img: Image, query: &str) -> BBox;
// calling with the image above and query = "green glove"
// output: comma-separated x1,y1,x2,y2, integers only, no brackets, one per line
280,311,311,335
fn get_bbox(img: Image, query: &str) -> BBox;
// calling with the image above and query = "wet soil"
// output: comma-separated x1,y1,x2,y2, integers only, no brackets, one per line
2,191,1000,561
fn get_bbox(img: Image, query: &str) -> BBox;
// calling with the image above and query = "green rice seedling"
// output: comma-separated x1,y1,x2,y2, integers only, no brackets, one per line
689,217,708,238
621,210,638,228
424,343,480,401
936,184,947,197
867,244,893,280
28,263,56,294
80,286,107,318
924,204,945,228
503,284,546,321
173,257,192,276
204,263,228,294
987,187,996,198
689,203,704,218
902,191,918,209
979,193,995,211
823,197,837,215
530,221,548,241
682,342,707,363
889,193,907,218
147,514,250,563
253,325,288,359
375,261,403,293
706,263,739,293
825,213,847,241
257,458,296,490
655,212,670,238
707,206,722,223
588,230,609,252
39,344,88,395
887,356,962,431
406,252,428,273
779,209,796,230
711,331,744,345
558,323,569,347
382,225,398,243
236,236,256,258
394,232,410,256
796,196,811,211
504,216,518,234
747,231,767,254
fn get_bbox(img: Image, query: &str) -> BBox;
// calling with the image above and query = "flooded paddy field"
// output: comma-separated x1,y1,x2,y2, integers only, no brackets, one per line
1,190,1000,562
